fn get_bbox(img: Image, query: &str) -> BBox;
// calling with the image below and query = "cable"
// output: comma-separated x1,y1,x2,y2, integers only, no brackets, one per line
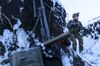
48,6,64,24
1,13,13,29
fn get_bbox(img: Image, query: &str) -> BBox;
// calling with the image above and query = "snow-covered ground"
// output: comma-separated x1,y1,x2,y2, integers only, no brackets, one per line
62,31,100,66
82,36,100,66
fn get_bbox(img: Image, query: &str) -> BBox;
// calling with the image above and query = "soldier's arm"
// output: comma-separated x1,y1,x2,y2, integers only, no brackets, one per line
79,21,84,30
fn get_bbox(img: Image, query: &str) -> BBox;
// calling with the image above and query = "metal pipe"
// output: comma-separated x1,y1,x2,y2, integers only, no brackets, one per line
33,0,36,17
40,0,51,40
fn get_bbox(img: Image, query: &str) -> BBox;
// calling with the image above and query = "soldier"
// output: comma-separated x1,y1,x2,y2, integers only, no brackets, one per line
67,12,84,53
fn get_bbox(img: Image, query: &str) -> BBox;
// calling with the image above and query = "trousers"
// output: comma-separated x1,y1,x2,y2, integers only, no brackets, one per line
69,33,83,52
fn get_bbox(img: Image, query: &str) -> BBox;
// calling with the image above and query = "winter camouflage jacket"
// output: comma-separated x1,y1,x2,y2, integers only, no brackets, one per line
67,20,84,34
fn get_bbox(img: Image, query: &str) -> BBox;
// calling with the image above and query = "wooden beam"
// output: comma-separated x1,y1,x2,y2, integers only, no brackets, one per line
44,31,70,46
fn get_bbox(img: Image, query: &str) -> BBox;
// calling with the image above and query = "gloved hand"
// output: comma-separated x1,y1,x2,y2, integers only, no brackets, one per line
80,30,84,35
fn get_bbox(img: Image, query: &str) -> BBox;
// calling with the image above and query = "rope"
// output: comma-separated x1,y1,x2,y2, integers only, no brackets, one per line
0,6,3,24
32,15,40,32
48,6,64,24
0,6,13,30
44,3,64,23
1,13,13,29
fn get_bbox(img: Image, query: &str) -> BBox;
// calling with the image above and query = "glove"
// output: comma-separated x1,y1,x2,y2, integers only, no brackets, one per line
80,30,84,35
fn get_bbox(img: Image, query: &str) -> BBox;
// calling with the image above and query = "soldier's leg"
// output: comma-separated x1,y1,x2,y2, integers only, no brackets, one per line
76,34,83,52
69,34,77,51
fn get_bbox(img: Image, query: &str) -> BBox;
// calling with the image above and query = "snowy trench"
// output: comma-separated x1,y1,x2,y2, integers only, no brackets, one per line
62,36,100,66
0,1,100,65
0,22,100,66
0,19,100,66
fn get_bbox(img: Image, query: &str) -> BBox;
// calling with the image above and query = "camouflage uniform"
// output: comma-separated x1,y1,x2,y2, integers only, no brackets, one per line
67,19,84,52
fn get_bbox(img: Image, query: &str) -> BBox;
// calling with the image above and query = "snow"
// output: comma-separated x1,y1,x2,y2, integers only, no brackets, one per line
13,17,29,48
0,21,100,66
62,55,72,66
82,34,100,66
52,0,62,6
2,29,14,48
63,27,69,33
92,39,100,55
7,0,11,3
21,0,24,2
0,18,30,66
0,16,99,66
0,1,100,65
83,16,100,27
12,16,22,30
0,30,13,66
80,35,100,66
83,36,98,51
62,35,100,66
16,28,29,48
19,7,24,13
88,16,100,24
